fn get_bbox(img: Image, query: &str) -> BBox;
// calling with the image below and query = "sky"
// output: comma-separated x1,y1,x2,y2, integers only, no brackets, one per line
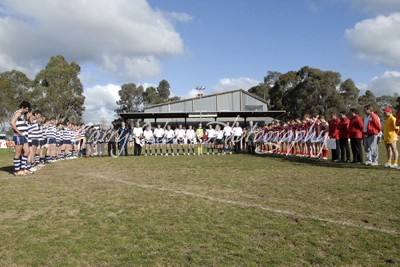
0,0,399,124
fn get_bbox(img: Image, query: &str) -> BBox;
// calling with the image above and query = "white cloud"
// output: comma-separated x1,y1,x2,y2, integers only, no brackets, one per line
368,71,400,96
141,82,157,89
345,12,400,67
212,77,261,93
185,89,200,99
83,84,121,125
358,71,400,97
350,0,400,15
167,12,194,23
0,0,185,80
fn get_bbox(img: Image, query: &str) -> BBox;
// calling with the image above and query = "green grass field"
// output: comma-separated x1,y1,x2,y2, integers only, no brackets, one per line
0,146,399,266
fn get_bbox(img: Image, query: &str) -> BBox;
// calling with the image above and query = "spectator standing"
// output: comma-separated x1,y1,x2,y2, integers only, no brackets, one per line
382,107,399,169
396,110,400,137
338,112,351,163
107,124,117,156
328,113,341,162
118,121,130,156
97,124,106,157
363,105,381,166
348,108,364,164
246,121,256,154
85,126,95,157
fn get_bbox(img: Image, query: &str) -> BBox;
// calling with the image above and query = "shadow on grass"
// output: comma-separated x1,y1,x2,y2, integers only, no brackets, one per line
252,152,387,171
0,165,14,174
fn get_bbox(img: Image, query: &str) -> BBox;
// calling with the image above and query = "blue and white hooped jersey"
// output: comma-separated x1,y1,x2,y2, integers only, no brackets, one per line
45,124,57,139
13,110,28,134
28,120,41,140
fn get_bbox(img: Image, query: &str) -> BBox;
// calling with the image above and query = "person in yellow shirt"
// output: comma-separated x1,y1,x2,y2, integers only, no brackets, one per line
196,123,204,155
382,107,399,169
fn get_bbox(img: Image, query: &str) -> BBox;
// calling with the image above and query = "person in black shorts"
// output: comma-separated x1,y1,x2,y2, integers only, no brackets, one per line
215,125,224,155
153,124,165,156
164,125,175,156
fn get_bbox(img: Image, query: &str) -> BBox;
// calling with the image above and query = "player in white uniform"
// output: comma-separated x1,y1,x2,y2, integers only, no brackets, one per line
143,125,154,156
215,125,225,155
175,124,186,155
164,125,175,156
223,121,233,154
186,125,196,155
153,124,164,156
206,124,216,155
133,122,144,156
232,121,243,154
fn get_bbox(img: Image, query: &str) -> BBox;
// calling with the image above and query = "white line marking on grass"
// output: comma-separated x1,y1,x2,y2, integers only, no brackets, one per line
94,174,399,235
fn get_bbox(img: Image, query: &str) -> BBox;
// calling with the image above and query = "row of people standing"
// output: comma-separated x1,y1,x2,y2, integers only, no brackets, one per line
113,121,253,156
10,101,83,176
329,105,399,168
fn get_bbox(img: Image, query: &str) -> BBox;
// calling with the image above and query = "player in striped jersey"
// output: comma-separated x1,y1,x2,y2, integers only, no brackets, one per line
26,113,35,173
79,123,87,157
10,101,31,176
38,116,46,165
63,120,72,159
27,110,43,172
45,118,57,162
56,123,64,160
71,124,79,158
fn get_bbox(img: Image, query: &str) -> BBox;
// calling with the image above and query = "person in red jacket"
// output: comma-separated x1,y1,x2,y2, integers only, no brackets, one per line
348,108,364,163
396,111,400,137
363,104,381,166
338,111,351,162
328,113,341,162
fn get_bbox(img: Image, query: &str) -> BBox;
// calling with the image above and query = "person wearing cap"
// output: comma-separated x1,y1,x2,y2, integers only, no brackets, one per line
382,107,399,169
362,105,381,166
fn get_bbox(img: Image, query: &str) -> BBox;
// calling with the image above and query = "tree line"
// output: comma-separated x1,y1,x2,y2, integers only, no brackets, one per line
249,67,400,119
114,79,180,114
0,55,85,135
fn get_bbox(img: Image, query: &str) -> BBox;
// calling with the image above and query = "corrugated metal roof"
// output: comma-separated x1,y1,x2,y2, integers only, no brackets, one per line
119,111,286,120
143,89,269,111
